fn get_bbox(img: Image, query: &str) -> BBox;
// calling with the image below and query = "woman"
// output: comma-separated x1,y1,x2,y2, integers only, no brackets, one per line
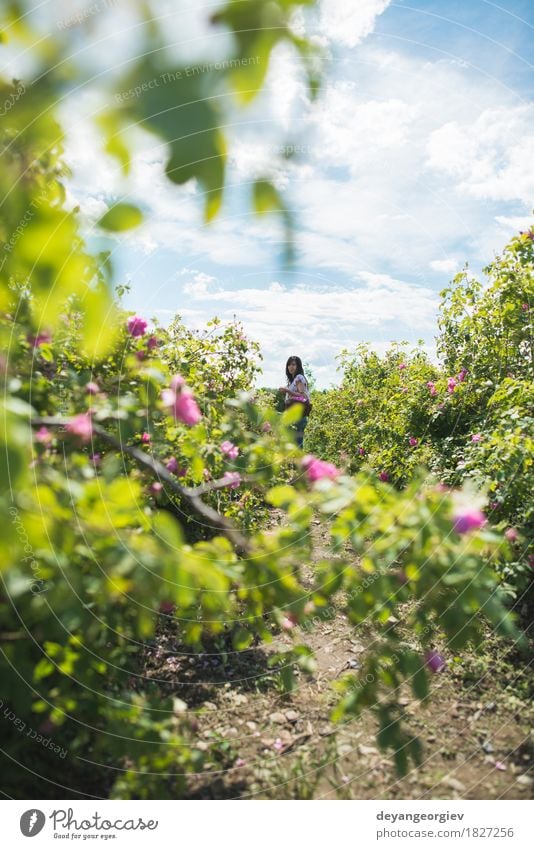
279,355,309,448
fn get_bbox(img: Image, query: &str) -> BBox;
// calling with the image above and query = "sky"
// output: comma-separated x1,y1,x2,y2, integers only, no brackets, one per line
9,0,534,388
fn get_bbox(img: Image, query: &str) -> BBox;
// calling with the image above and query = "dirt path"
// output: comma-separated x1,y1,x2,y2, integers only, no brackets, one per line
146,518,534,799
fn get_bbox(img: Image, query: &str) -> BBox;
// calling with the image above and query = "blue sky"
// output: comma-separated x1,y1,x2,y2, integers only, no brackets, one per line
51,0,534,387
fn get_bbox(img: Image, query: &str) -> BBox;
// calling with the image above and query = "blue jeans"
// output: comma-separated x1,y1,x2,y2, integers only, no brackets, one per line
295,416,308,448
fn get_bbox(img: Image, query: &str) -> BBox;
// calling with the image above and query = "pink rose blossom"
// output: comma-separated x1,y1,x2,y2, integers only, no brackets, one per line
135,350,146,361
358,447,365,456
261,421,272,433
220,440,239,460
302,454,340,483
35,426,52,445
504,528,518,543
273,738,284,752
457,368,468,382
162,378,201,426
150,482,163,495
141,432,151,443
66,413,93,444
222,471,241,489
379,471,390,482
281,611,298,631
159,600,174,615
127,315,148,337
453,508,486,534
85,381,100,395
398,362,407,370
521,303,529,311
471,433,483,442
494,761,507,771
409,437,418,447
90,453,101,465
427,381,437,396
424,650,446,673
27,330,52,348
165,457,179,474
235,758,247,768
147,335,158,350
447,377,457,394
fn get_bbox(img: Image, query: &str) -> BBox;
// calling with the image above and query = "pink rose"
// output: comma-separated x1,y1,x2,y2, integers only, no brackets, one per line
85,381,100,395
379,471,390,482
302,454,340,483
471,433,482,442
35,426,52,445
150,482,163,495
358,447,365,456
165,457,179,473
281,611,298,630
427,381,437,396
261,422,272,433
222,471,241,489
521,303,529,311
66,413,93,444
141,432,151,443
409,437,418,447
504,528,518,543
27,330,52,348
398,362,407,370
457,368,468,382
220,440,239,460
162,377,202,426
147,335,158,349
127,315,148,337
424,650,445,673
453,508,486,534
447,377,457,394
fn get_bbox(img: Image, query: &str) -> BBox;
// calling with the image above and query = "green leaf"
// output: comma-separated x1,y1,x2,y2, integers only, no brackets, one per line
266,485,296,508
281,403,304,425
98,203,143,232
232,627,253,650
253,179,283,215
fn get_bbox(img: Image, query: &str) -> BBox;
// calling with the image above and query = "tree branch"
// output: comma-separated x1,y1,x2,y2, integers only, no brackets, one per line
30,416,251,557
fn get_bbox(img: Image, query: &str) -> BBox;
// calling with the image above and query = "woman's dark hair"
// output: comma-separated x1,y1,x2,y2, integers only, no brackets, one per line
285,355,305,383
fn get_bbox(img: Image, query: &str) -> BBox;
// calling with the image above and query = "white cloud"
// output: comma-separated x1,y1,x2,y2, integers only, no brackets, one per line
426,106,534,204
430,259,459,274
163,273,439,386
318,0,392,48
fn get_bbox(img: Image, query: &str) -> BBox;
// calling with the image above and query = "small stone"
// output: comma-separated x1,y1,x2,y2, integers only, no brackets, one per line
202,701,217,710
441,776,466,792
246,721,257,731
481,740,494,754
285,710,299,723
516,774,533,787
358,744,379,756
269,711,288,725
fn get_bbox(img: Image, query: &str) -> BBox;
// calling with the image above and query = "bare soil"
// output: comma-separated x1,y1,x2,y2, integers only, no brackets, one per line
144,516,534,800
